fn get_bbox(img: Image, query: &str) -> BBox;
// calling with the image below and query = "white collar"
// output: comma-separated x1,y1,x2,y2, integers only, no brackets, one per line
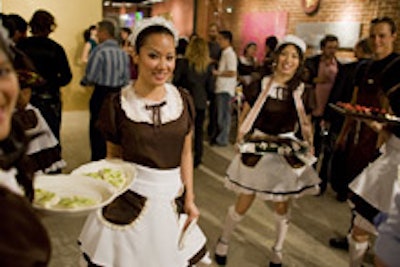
121,83,183,124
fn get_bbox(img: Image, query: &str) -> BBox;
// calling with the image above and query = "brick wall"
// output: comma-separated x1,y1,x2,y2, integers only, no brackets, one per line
197,0,400,54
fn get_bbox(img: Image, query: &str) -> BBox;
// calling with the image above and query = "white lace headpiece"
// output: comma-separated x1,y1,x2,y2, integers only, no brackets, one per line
278,34,307,53
129,16,179,47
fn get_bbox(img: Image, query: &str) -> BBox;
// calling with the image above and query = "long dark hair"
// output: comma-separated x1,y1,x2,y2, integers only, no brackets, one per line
274,43,305,92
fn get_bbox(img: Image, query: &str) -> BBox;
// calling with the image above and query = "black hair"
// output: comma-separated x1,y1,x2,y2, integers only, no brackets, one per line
243,42,257,56
176,38,188,55
274,43,304,92
1,14,15,38
83,25,96,42
7,14,27,35
83,29,90,42
265,36,278,50
135,25,175,54
29,10,56,36
121,27,132,35
371,16,397,34
320,34,338,49
219,30,233,43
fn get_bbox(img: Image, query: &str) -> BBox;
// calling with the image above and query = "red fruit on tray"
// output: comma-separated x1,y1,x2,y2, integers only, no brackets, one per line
332,102,400,123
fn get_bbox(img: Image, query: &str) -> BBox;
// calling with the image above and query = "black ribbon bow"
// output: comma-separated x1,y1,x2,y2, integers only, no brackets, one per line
145,101,167,127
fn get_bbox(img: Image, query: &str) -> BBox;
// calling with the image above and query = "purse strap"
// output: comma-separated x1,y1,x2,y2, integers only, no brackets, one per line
239,76,274,137
293,83,313,147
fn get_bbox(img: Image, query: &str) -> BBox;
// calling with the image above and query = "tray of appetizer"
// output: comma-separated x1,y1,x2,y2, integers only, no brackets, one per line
71,159,137,195
329,102,400,124
33,174,115,217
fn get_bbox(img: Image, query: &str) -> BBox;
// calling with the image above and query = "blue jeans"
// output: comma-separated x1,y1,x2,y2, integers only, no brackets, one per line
215,92,231,145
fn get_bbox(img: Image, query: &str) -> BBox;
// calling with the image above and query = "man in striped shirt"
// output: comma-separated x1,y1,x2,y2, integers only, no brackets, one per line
81,20,130,161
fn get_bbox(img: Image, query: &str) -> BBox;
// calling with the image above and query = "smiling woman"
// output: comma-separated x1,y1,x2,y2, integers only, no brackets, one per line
78,16,210,267
214,35,320,267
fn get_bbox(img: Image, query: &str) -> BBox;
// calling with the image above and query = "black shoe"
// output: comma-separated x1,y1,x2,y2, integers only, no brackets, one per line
214,238,228,265
329,236,349,251
214,253,227,265
269,262,282,267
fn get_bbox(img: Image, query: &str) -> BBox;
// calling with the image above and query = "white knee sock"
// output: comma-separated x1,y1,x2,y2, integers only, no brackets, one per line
215,206,244,256
271,212,290,264
347,234,368,267
220,205,244,243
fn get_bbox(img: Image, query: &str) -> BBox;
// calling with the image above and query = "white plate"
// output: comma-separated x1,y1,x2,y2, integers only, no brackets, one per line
33,174,116,217
71,159,137,194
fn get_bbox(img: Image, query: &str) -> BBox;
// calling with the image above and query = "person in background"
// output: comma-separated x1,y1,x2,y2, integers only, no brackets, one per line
260,35,278,77
303,34,342,194
176,37,189,59
212,30,238,146
0,23,51,266
119,27,132,51
4,13,28,44
78,16,209,266
206,22,221,142
1,13,36,73
214,35,320,267
1,13,64,174
17,9,72,141
238,42,259,87
342,16,400,267
14,86,66,174
81,20,130,161
328,38,373,203
173,37,214,167
174,37,189,82
207,23,221,66
329,21,397,254
81,25,97,64
120,27,139,81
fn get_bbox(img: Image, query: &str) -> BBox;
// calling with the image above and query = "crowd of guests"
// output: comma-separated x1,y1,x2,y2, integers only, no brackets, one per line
0,8,399,267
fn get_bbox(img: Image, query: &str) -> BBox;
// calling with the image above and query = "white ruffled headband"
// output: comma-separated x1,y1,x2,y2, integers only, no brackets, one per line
278,34,307,53
129,16,179,47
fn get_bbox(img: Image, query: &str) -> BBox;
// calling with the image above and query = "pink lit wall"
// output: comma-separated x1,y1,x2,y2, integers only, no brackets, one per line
152,0,194,38
240,11,288,61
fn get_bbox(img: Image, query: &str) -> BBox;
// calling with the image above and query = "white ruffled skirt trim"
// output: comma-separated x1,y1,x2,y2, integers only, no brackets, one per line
79,164,207,267
225,154,320,202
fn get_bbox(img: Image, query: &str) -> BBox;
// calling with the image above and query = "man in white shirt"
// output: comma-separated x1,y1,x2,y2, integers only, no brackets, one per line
212,30,238,146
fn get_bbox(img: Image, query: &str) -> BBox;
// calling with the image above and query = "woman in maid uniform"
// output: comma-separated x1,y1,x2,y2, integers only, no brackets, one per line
78,16,210,267
214,35,320,267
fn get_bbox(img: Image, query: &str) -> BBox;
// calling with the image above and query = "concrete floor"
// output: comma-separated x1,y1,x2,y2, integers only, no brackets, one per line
41,110,376,267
